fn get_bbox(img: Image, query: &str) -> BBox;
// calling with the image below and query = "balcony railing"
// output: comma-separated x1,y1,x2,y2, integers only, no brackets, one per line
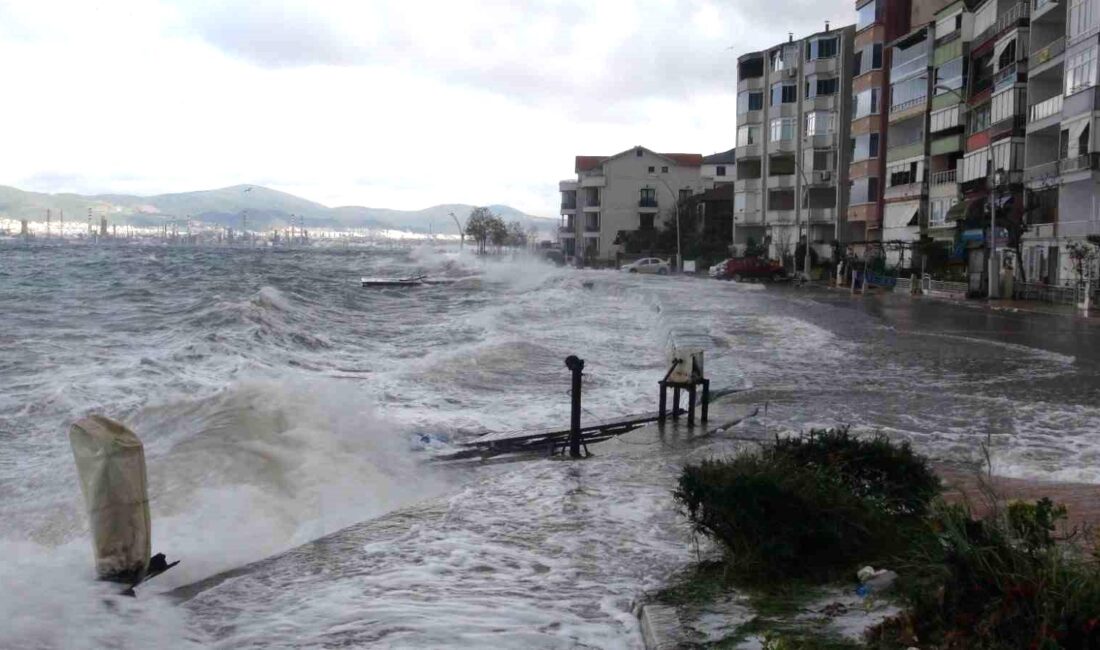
890,55,928,81
973,2,1030,48
585,196,601,207
931,169,957,185
1032,37,1065,66
1030,95,1064,122
994,63,1019,92
558,225,575,235
1025,160,1060,182
638,198,658,208
560,201,577,210
1032,0,1056,13
890,95,928,114
584,220,600,232
1060,153,1100,174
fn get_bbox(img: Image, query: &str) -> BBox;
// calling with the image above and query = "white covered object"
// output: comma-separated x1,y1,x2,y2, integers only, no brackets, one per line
667,348,704,383
69,415,151,580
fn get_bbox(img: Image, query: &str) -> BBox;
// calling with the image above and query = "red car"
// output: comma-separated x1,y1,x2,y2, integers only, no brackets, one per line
723,257,787,282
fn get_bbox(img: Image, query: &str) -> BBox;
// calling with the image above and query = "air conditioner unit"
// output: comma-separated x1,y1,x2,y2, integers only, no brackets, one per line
785,68,797,79
815,170,832,183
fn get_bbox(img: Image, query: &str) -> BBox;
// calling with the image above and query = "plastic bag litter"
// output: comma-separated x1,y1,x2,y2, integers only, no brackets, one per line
69,416,151,582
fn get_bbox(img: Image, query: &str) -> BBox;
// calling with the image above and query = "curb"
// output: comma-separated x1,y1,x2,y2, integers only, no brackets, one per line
638,603,685,649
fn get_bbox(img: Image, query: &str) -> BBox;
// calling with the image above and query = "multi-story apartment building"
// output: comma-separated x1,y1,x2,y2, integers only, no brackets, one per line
926,1,976,246
734,25,856,262
557,147,706,265
1023,0,1100,284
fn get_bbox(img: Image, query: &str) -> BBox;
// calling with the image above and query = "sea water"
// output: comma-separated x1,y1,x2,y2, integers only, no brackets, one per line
1,242,1097,648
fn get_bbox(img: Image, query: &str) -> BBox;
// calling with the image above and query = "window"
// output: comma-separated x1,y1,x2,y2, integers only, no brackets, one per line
857,0,879,30
636,148,643,157
968,103,991,133
648,166,655,172
770,117,796,141
662,166,669,173
852,43,883,76
997,39,1017,71
935,57,965,95
850,132,880,160
716,165,727,176
640,188,656,207
737,124,761,146
768,189,796,210
679,188,692,204
888,161,920,187
805,111,833,135
1069,0,1092,40
734,193,747,212
770,46,796,71
935,12,962,40
890,77,927,111
639,213,655,230
806,37,838,60
849,176,879,204
585,236,599,255
1066,46,1098,95
972,52,994,93
853,88,880,117
737,90,763,113
806,76,838,97
771,82,796,106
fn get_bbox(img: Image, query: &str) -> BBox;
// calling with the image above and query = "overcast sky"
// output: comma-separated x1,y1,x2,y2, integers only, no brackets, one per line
1,0,851,217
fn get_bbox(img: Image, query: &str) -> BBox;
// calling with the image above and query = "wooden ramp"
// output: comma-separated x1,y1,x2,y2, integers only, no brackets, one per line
435,411,665,461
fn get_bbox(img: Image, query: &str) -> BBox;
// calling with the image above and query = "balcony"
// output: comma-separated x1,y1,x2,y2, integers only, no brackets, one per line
735,177,763,192
884,182,926,201
930,134,963,155
994,63,1021,92
583,219,600,233
889,96,928,122
1060,153,1100,174
973,2,1030,48
580,175,606,188
765,210,796,224
1024,160,1060,184
735,211,765,225
886,140,924,162
931,169,957,185
638,198,659,211
806,207,836,223
582,201,601,212
1029,94,1063,124
558,226,575,238
890,55,928,82
1031,37,1065,68
560,201,577,212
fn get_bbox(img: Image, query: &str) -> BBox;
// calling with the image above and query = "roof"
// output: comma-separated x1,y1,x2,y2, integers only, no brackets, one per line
703,148,736,164
574,147,703,173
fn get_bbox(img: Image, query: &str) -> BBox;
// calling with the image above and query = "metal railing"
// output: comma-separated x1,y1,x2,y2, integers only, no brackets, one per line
584,220,600,232
558,225,575,235
890,95,928,114
1060,153,1100,174
638,198,658,208
921,274,969,296
1024,160,1060,181
1029,94,1063,122
1014,281,1096,305
931,169,957,185
994,63,1019,92
560,201,577,210
973,2,1030,48
807,208,836,222
1032,37,1065,66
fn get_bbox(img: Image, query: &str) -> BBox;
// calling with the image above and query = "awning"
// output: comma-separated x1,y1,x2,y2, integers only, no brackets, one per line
884,203,920,229
945,199,971,220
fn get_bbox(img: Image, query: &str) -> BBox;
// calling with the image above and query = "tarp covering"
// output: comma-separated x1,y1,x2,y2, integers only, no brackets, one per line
70,416,151,582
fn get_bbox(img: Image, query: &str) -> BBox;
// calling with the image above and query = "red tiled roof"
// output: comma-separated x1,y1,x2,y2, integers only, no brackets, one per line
575,156,606,172
661,153,704,166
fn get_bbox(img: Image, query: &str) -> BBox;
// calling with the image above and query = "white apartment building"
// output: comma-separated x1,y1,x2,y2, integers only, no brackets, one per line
558,146,707,265
1023,0,1100,285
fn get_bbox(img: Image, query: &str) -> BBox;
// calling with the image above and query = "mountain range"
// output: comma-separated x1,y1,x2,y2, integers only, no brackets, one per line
0,184,553,234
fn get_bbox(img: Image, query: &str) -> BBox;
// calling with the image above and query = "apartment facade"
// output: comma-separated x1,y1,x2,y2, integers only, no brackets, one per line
1023,0,1100,284
558,147,707,264
734,25,856,262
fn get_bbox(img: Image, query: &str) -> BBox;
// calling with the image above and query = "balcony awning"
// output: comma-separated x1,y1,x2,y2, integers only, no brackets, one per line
946,195,984,221
884,203,920,230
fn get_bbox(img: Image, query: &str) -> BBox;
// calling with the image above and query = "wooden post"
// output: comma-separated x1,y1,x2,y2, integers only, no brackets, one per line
672,387,681,419
687,384,696,427
701,379,710,423
565,355,585,458
658,381,667,422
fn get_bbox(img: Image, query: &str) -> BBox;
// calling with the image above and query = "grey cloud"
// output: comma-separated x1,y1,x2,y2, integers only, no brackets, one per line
172,0,852,112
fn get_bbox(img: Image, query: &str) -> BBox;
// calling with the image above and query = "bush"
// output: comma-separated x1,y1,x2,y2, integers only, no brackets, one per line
674,429,939,581
886,499,1100,650
771,428,939,518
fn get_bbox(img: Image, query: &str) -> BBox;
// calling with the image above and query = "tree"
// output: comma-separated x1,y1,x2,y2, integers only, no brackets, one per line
506,221,527,248
465,207,496,254
1067,239,1099,287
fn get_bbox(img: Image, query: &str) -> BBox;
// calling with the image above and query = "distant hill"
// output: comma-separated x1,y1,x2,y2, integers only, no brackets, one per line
0,185,553,233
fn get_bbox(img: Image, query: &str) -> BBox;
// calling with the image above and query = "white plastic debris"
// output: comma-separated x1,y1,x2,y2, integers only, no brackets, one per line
856,566,898,597
69,415,151,581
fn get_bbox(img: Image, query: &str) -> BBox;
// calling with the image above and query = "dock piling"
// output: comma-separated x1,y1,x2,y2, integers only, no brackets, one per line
565,355,585,458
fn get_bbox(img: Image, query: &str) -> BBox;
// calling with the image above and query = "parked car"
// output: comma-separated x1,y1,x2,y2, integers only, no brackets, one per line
723,257,786,282
709,259,733,279
622,258,670,275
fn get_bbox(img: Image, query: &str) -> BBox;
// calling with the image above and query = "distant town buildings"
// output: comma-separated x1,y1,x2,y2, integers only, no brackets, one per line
558,147,712,264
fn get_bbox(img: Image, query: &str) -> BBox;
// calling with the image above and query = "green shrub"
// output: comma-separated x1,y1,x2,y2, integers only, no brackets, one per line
674,454,889,580
886,499,1100,650
674,429,940,581
771,427,939,518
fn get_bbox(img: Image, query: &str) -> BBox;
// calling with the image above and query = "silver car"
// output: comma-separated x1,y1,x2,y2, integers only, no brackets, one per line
622,258,670,275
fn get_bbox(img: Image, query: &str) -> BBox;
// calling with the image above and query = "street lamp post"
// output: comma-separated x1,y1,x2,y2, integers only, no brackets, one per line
647,174,683,272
